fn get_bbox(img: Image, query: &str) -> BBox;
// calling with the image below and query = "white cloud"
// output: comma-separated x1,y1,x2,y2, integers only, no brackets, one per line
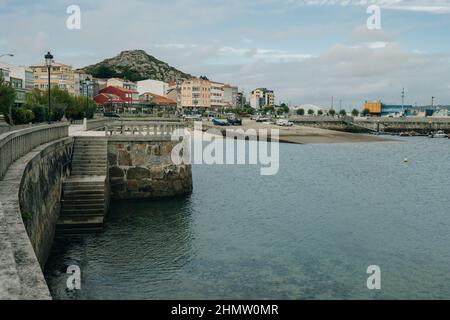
288,0,450,14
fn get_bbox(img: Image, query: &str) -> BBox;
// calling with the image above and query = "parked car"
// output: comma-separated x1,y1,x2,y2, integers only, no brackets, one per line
183,114,202,121
212,118,230,126
276,119,294,127
104,112,120,118
227,117,242,126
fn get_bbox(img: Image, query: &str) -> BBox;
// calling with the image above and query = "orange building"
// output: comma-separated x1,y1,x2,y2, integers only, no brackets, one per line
364,101,382,115
181,78,211,111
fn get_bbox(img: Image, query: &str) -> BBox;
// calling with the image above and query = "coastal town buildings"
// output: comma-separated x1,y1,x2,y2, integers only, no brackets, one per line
250,88,275,110
139,92,177,114
0,62,34,106
106,78,138,91
181,78,211,112
30,62,79,96
223,85,239,109
137,79,169,96
95,86,140,111
210,81,225,112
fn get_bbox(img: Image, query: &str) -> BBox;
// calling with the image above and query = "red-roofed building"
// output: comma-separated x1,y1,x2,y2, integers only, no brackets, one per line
98,86,140,112
139,92,177,114
94,93,124,112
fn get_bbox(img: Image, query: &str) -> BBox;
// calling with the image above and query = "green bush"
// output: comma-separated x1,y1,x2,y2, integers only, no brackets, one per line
12,108,35,124
31,105,47,123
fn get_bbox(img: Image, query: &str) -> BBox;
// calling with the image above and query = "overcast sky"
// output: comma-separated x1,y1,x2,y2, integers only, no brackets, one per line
1,0,450,108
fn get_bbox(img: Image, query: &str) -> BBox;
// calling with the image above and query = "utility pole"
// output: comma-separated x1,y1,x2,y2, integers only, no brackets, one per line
401,87,405,115
331,96,334,110
431,96,435,109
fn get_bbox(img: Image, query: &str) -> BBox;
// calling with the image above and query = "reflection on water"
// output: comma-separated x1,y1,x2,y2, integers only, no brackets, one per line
45,137,450,299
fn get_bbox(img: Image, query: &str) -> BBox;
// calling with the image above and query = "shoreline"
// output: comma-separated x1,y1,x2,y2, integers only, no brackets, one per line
201,119,398,145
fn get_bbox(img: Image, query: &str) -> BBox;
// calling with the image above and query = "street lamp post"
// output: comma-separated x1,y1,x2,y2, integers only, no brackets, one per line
85,76,91,111
45,52,53,124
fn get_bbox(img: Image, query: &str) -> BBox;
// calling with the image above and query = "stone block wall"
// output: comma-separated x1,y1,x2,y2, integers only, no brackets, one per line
108,140,192,199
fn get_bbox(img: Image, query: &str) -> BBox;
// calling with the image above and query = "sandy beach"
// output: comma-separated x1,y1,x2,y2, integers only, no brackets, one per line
203,119,397,144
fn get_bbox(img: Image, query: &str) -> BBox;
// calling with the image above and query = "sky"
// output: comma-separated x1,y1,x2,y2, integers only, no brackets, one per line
1,0,450,108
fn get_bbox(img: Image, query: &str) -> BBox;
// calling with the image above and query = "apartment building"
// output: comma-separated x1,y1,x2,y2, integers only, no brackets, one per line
250,88,275,110
223,85,239,108
210,81,225,112
30,62,79,95
181,78,211,111
0,62,34,106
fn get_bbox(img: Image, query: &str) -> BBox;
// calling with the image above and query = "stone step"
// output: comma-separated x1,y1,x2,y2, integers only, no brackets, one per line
73,147,107,151
60,208,105,216
72,151,106,159
62,198,105,206
62,203,105,211
64,182,105,188
56,216,104,232
63,190,105,197
71,171,107,175
71,166,107,172
73,143,107,147
71,159,107,163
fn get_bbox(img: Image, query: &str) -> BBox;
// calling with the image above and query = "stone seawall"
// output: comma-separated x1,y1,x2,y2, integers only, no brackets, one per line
108,140,192,199
0,137,73,299
19,138,73,266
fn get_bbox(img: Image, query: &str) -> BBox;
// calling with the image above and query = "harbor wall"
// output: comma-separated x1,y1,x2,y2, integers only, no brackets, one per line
107,138,192,199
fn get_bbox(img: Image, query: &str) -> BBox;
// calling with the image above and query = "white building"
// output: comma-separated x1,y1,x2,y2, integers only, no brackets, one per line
210,81,225,112
107,78,137,91
0,62,34,105
137,79,169,96
223,85,239,108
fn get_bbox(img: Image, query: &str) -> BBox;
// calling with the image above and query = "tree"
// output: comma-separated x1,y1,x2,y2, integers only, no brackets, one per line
0,72,16,125
199,76,209,80
277,103,289,114
362,108,370,116
318,110,324,116
329,109,336,116
339,109,347,116
264,105,275,114
351,108,360,117
296,108,305,116
307,109,315,115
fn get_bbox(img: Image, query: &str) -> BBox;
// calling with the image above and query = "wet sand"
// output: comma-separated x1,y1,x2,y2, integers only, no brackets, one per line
203,119,397,144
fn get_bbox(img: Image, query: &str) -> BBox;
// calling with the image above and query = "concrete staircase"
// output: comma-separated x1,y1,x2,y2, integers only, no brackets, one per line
56,137,109,236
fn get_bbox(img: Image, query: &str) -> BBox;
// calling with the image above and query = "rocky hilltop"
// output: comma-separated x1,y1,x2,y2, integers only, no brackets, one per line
82,50,193,82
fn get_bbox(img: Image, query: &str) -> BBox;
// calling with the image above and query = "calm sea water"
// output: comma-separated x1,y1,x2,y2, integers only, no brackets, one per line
45,137,450,300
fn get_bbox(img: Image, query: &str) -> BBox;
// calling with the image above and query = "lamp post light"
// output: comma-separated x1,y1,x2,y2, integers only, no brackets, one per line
45,51,53,124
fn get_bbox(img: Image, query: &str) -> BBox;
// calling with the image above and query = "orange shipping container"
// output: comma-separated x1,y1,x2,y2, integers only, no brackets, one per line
364,102,382,114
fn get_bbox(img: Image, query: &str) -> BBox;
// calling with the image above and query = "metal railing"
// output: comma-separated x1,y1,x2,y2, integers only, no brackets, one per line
0,123,69,180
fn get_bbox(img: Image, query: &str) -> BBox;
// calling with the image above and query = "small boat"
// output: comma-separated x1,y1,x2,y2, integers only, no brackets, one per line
399,131,409,137
212,118,229,126
430,130,448,138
